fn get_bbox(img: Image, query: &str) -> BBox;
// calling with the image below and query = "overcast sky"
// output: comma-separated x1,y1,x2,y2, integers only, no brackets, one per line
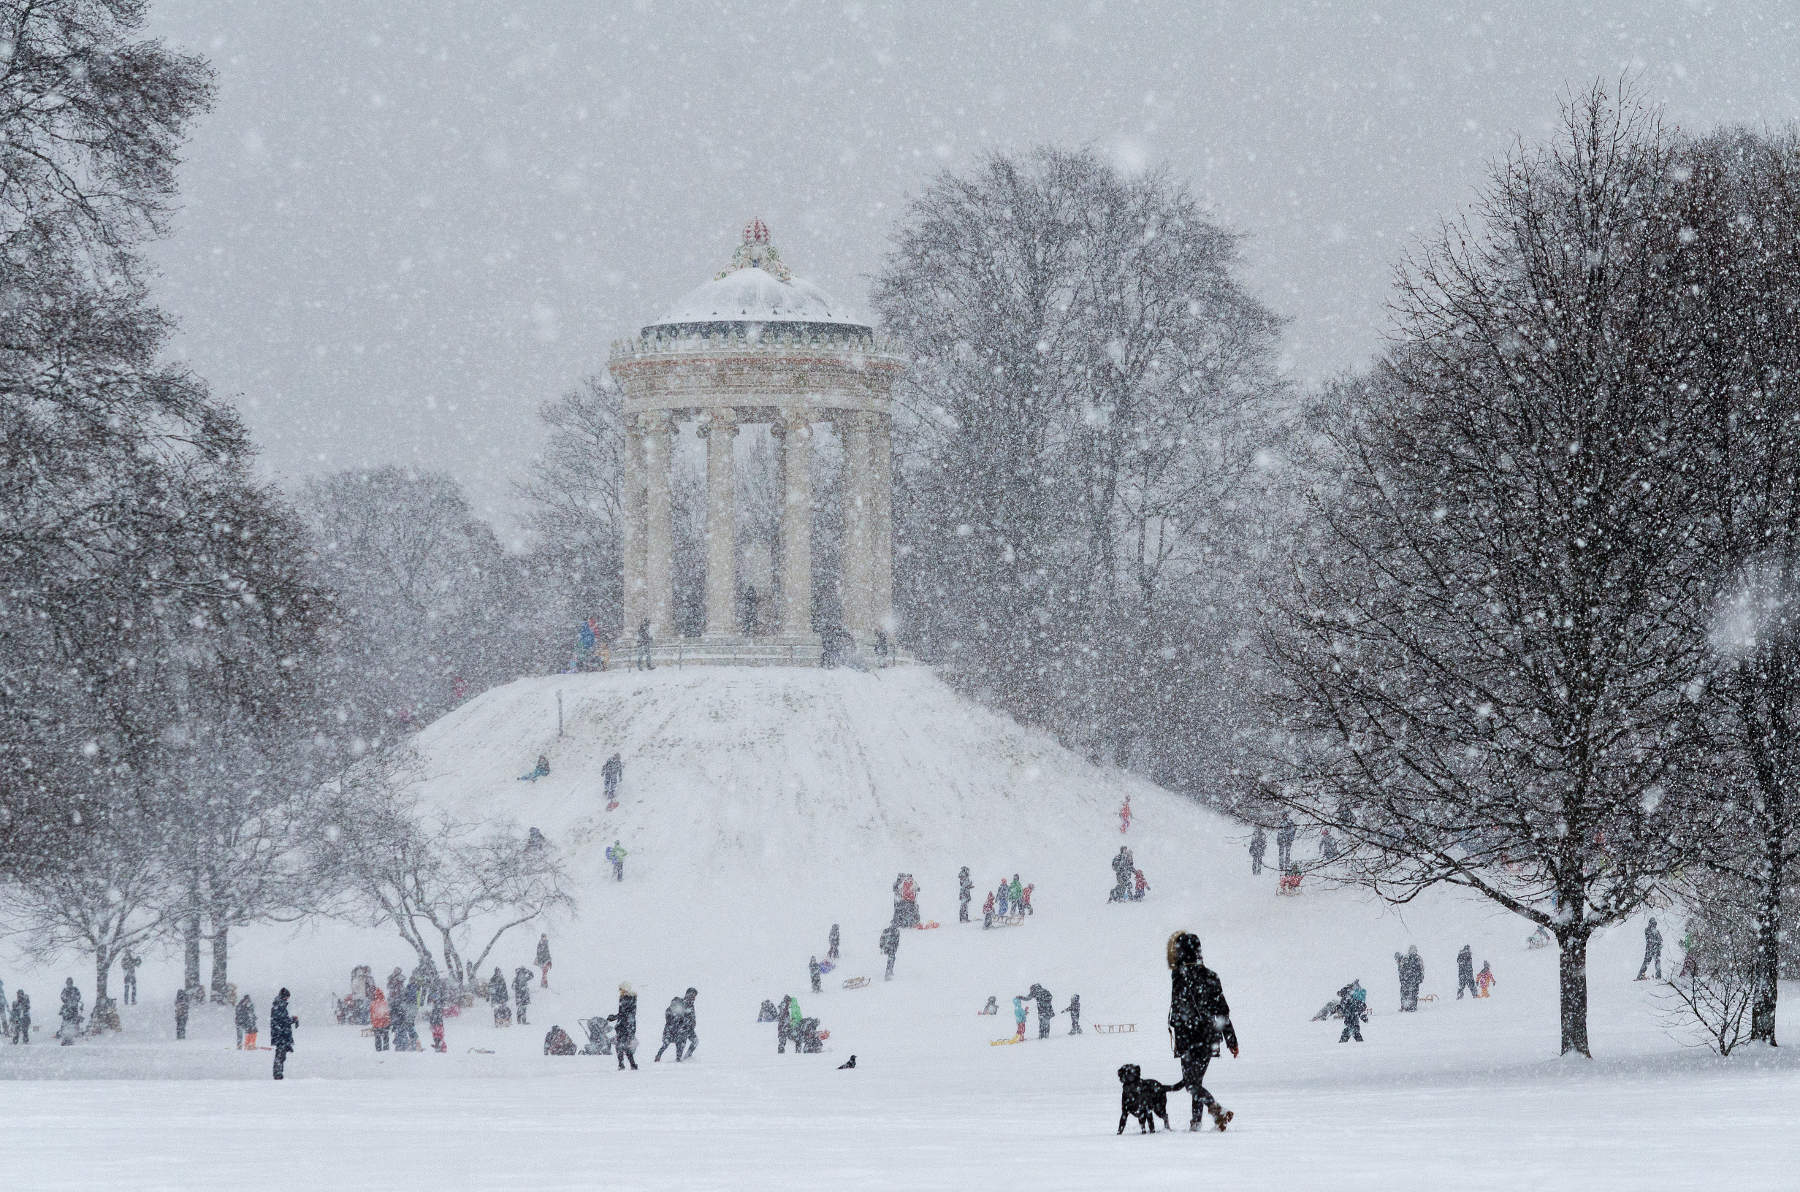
145,0,1800,535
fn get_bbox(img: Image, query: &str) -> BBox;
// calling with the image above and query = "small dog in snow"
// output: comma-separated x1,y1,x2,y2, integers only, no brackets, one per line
1116,1063,1175,1134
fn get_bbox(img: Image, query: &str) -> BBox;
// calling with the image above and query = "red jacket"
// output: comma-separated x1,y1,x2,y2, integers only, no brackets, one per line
369,991,391,1029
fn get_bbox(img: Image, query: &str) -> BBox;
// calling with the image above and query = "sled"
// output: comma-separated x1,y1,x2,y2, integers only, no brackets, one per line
916,921,942,930
467,1047,495,1054
1419,994,1438,1005
818,961,835,974
842,977,871,990
990,1036,1025,1046
1092,1023,1136,1034
607,801,619,812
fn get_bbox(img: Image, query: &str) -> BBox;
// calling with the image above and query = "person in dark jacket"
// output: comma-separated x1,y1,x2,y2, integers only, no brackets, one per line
655,987,698,1062
119,951,140,1005
1394,945,1423,1011
1336,980,1368,1042
489,967,510,1026
174,987,189,1041
513,967,534,1025
635,619,654,670
1249,827,1267,875
1028,983,1055,1040
235,993,257,1048
544,1024,577,1055
879,923,901,980
58,978,83,1044
809,956,822,994
1456,944,1478,999
1063,993,1082,1035
269,988,297,1080
776,994,795,1054
11,989,29,1044
958,866,973,923
1167,931,1238,1131
603,751,624,803
827,923,840,962
1276,813,1297,871
609,983,639,1070
1637,917,1664,981
536,934,553,988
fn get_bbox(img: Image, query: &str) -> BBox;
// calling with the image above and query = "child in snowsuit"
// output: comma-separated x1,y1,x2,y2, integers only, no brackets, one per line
1009,875,1024,913
513,967,534,1025
982,891,995,929
1249,827,1266,875
235,994,257,1049
1064,994,1082,1034
1476,962,1496,998
1011,996,1028,1041
1021,884,1034,916
519,754,550,782
996,880,1010,917
1132,869,1149,901
607,840,627,882
489,968,510,1027
809,956,822,995
979,996,998,1015
430,1004,446,1052
958,867,973,923
879,923,901,980
369,987,391,1051
537,934,552,988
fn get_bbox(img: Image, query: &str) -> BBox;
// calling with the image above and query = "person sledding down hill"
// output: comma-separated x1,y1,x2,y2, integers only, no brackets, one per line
518,754,549,782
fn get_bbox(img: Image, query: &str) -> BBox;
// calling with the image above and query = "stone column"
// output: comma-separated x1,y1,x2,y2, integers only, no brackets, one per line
870,410,894,635
701,409,738,638
641,409,675,638
620,410,645,636
775,410,814,638
838,412,873,639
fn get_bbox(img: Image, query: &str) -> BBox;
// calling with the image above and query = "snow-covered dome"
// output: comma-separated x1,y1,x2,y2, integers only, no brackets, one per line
642,218,869,339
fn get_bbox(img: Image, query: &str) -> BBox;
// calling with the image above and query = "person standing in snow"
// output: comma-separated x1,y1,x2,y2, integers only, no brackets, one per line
0,979,8,1037
1168,931,1239,1131
429,1002,447,1052
1637,917,1663,981
1476,962,1496,998
982,890,995,929
236,993,257,1048
1456,944,1477,1000
58,977,83,1044
809,956,822,995
1132,868,1150,901
1063,993,1082,1034
489,967,510,1026
1276,813,1297,872
369,986,391,1051
879,923,901,981
603,752,623,805
1021,882,1035,916
1120,795,1132,833
513,967,534,1025
635,619,654,670
1008,875,1023,915
609,983,639,1070
996,878,1010,917
1319,828,1340,863
1028,983,1054,1040
173,986,188,1041
776,994,796,1054
827,923,840,962
1011,995,1028,1041
1249,827,1267,876
607,840,627,882
1336,980,1367,1043
11,989,29,1044
1393,946,1421,1012
269,988,298,1080
958,866,972,923
119,951,140,1006
536,934,553,988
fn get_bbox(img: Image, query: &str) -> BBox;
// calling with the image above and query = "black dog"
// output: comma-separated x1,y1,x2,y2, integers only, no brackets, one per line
1117,1063,1176,1134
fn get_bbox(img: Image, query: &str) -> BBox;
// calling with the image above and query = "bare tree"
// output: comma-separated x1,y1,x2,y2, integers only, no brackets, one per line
317,750,572,991
1260,85,1723,1057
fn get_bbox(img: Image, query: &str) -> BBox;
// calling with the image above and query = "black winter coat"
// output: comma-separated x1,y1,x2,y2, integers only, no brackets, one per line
1170,963,1237,1056
879,925,900,956
611,993,638,1043
269,997,296,1049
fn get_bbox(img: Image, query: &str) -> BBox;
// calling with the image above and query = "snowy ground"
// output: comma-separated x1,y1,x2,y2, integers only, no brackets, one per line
3,668,1796,1190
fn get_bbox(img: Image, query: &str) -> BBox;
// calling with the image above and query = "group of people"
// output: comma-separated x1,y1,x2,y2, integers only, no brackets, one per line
996,983,1081,1039
1249,814,1335,885
1107,847,1148,903
979,872,1036,926
766,994,826,1054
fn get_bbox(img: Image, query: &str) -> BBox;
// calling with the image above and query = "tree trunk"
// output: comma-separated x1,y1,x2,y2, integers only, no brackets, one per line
1557,929,1592,1057
1750,823,1783,1045
209,926,230,1004
94,949,111,1004
183,914,201,993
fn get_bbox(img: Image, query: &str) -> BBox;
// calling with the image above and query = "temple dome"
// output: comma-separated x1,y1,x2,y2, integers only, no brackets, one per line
642,218,868,338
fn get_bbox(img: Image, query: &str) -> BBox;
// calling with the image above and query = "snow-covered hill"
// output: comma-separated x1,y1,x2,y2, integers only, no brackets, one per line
5,665,1797,1191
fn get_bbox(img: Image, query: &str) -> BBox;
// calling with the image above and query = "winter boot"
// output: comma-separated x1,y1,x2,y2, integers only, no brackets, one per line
1210,1103,1234,1132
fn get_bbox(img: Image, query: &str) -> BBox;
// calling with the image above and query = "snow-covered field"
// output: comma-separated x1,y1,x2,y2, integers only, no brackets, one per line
3,668,1796,1190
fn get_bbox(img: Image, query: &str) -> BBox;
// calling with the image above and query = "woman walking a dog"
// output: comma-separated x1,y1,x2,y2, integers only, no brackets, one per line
1168,930,1238,1131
